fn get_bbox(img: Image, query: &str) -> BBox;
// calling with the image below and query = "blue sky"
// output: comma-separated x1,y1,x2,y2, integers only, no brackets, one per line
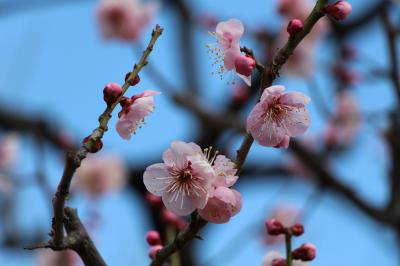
0,0,398,265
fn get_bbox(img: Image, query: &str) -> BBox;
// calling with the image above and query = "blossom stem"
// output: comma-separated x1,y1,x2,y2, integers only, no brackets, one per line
47,25,163,262
166,226,181,266
285,230,293,266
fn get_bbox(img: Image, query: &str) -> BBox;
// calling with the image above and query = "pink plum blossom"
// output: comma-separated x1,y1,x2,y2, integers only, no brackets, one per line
116,90,160,140
97,0,158,42
261,251,308,266
0,134,19,170
144,142,243,221
143,141,215,216
73,154,126,198
247,85,311,147
324,91,360,147
207,18,254,85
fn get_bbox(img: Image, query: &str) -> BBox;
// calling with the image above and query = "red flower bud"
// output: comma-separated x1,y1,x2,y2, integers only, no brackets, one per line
103,82,123,106
289,223,304,236
148,245,163,259
287,19,304,37
125,72,140,86
234,55,256,77
292,243,316,261
145,230,161,246
325,1,352,21
265,219,285,235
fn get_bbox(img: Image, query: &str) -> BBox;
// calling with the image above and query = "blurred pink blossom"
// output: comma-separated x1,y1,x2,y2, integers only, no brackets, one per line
73,154,126,198
0,134,19,170
97,0,158,42
324,91,361,147
36,249,78,266
116,90,160,140
0,175,13,194
247,85,311,147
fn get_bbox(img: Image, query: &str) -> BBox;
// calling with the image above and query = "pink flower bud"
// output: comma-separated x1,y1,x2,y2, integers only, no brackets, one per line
287,19,304,37
82,135,103,153
103,82,123,106
272,258,287,266
148,245,163,259
145,230,161,246
265,219,285,235
145,192,162,207
289,223,304,236
125,72,140,86
292,243,316,261
234,55,256,77
325,1,352,21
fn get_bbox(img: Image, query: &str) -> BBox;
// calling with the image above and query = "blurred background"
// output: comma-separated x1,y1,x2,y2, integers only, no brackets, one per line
0,0,399,265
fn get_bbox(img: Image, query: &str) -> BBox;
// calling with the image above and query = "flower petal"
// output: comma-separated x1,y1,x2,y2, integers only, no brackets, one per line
143,163,172,196
280,92,311,107
282,107,310,136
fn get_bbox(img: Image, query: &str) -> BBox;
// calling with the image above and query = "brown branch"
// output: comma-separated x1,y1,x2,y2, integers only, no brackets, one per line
51,25,163,249
26,207,106,266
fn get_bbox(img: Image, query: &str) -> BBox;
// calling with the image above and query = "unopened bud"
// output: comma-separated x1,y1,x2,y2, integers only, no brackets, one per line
234,55,256,77
265,219,285,235
287,19,304,37
325,1,352,21
292,243,316,261
289,223,304,236
125,72,140,86
145,230,161,246
103,82,123,106
82,135,103,153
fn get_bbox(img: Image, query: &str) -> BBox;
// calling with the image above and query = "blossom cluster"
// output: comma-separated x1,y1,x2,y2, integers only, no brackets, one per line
207,19,256,86
143,141,242,224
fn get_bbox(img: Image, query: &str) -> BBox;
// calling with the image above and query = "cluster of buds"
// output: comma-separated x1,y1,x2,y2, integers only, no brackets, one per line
265,219,316,263
145,230,163,259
